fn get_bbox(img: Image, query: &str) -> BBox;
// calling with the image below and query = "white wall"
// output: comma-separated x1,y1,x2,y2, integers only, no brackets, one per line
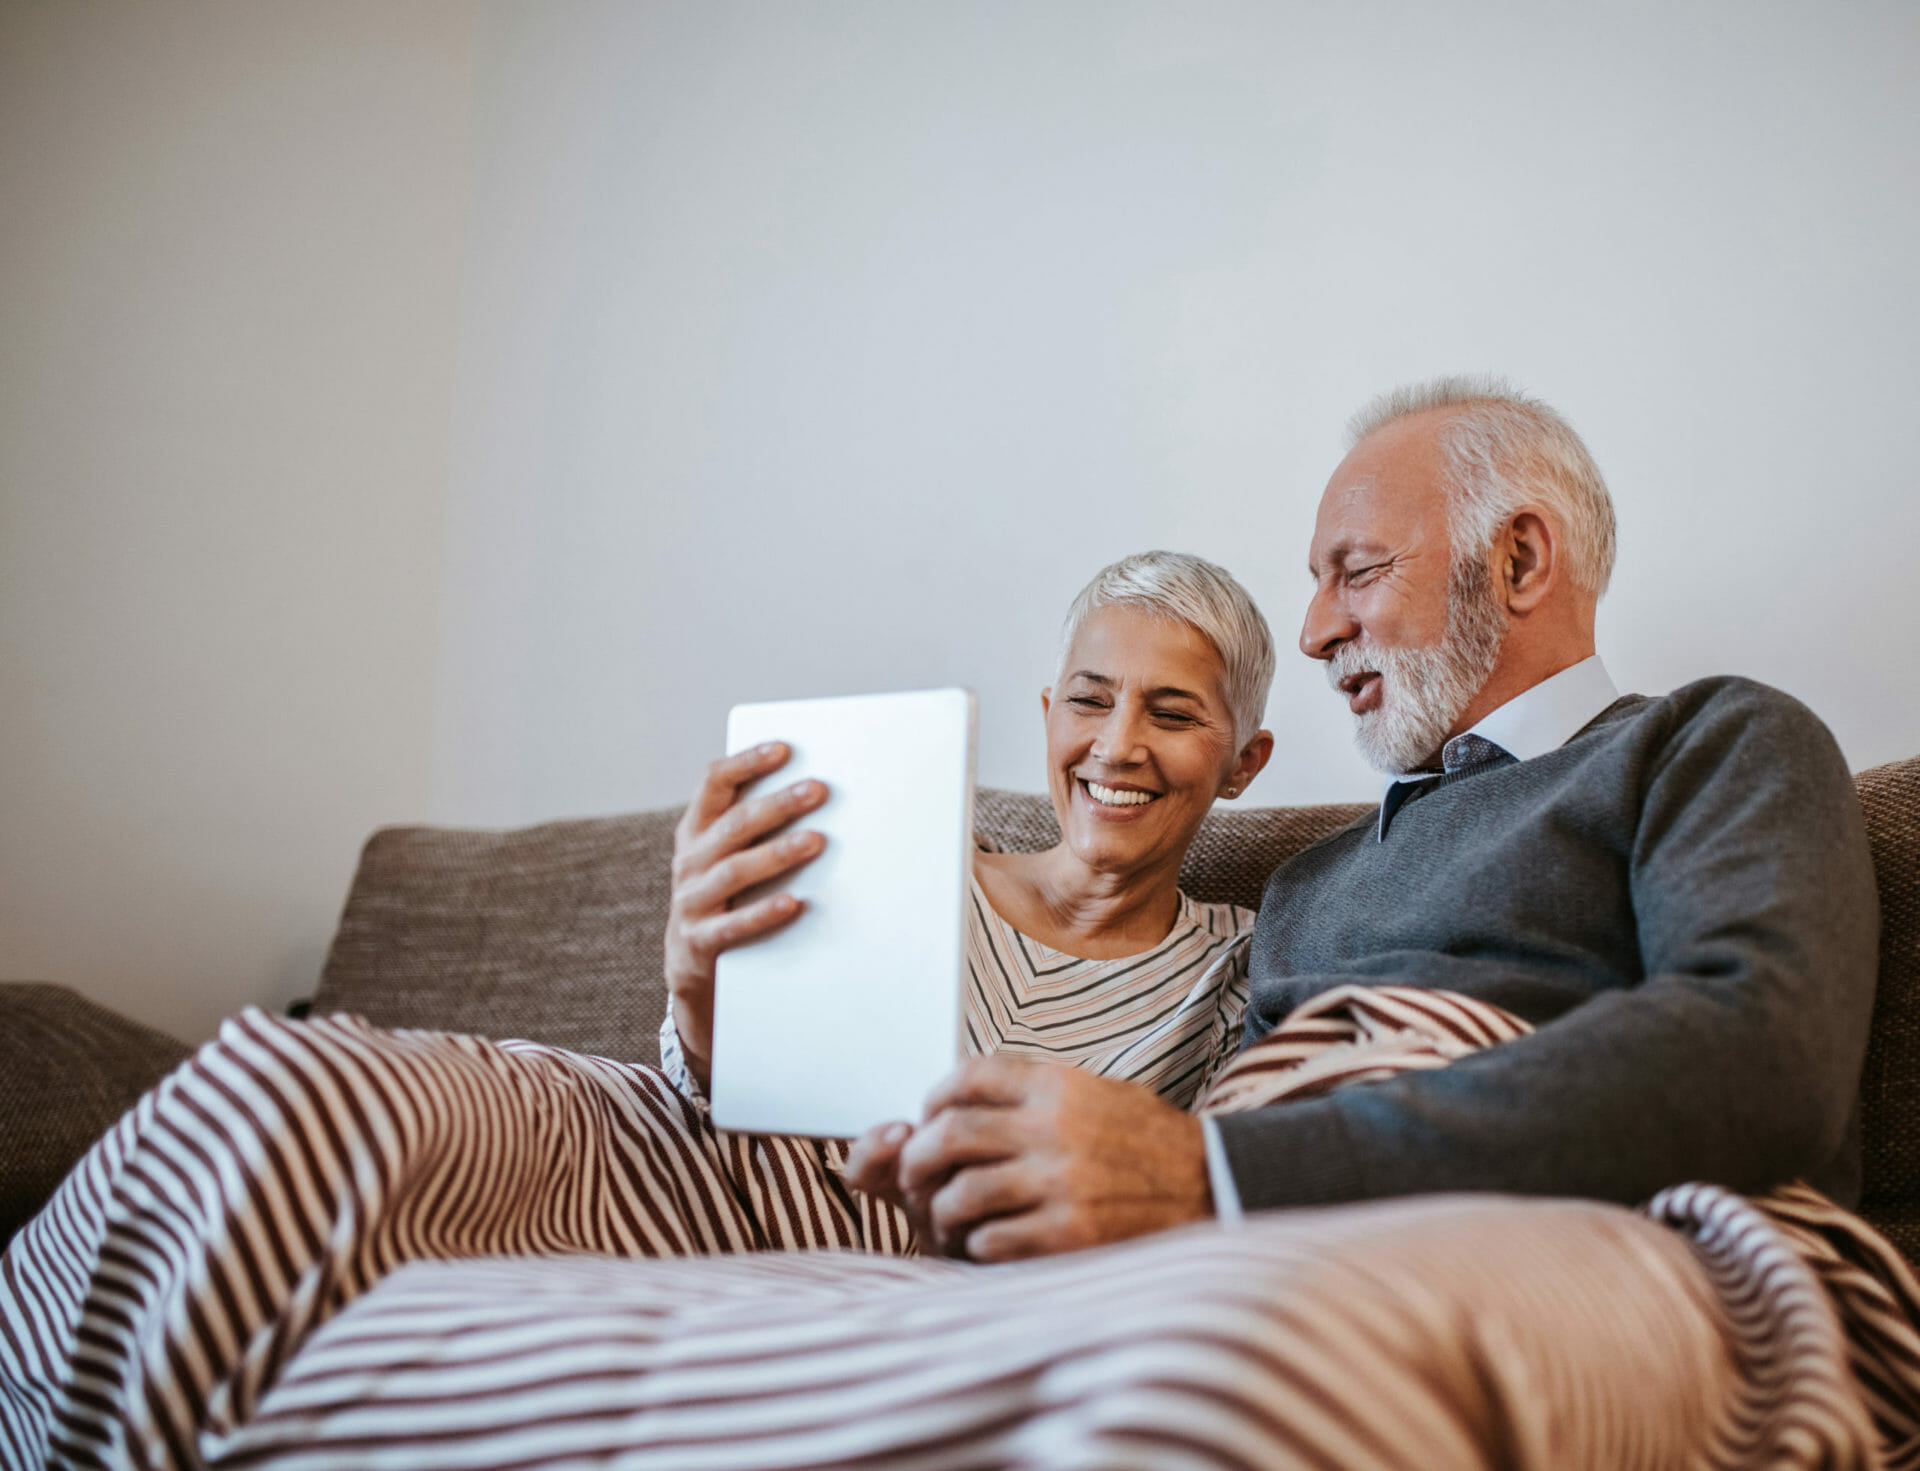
433,0,1920,829
0,3,474,1043
4,2,1918,1044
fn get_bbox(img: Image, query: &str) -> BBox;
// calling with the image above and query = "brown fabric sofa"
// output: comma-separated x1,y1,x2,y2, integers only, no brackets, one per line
5,759,1916,1263
305,760,1919,1264
0,986,192,1240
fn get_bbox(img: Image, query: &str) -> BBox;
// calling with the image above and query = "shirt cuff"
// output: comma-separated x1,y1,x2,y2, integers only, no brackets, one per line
657,1011,711,1110
1200,1115,1244,1222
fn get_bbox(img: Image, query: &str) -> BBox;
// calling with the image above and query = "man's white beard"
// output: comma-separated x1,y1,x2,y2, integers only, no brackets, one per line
1328,559,1508,774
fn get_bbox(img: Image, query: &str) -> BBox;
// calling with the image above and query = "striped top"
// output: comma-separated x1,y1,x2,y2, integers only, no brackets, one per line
961,873,1252,1111
663,871,1254,1113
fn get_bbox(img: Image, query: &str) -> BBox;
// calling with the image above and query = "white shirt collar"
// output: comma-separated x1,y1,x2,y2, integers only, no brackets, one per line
1381,654,1620,791
1466,654,1619,764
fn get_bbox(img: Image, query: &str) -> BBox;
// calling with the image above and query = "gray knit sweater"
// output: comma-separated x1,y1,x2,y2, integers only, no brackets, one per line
1221,676,1879,1211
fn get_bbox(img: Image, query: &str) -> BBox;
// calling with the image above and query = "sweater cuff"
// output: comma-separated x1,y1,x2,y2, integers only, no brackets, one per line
1213,1097,1365,1210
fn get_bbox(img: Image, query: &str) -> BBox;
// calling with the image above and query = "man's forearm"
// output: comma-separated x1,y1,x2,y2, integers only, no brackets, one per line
1216,910,1876,1212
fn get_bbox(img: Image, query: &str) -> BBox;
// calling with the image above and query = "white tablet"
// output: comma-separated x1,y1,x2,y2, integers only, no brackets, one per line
709,687,976,1138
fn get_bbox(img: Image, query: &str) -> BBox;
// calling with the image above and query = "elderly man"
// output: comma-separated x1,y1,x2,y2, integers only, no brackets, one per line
863,374,1878,1255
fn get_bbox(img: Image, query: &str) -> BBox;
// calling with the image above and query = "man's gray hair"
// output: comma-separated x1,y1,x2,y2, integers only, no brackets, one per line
1057,550,1276,746
1347,374,1618,596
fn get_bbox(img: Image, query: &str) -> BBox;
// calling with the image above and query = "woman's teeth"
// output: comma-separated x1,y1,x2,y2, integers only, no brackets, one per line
1084,781,1158,807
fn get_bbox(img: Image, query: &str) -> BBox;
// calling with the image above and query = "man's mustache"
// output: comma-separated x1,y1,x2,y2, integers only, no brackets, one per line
1326,643,1388,694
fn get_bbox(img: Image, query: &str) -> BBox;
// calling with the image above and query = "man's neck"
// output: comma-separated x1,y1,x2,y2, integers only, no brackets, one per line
1446,639,1598,747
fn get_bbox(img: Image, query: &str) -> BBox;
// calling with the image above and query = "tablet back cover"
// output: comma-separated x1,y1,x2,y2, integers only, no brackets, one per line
710,687,975,1137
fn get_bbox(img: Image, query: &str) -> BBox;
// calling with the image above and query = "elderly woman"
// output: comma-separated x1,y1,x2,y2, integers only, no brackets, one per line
0,550,1277,1464
658,548,1275,1253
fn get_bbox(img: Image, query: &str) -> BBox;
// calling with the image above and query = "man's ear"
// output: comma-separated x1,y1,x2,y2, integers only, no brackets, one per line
1502,510,1558,614
1222,730,1275,798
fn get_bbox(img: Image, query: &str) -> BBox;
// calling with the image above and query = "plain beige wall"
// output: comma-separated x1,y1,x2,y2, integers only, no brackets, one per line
0,3,474,1043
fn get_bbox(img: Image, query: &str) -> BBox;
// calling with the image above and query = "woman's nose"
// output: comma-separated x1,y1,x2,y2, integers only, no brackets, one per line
1090,706,1149,762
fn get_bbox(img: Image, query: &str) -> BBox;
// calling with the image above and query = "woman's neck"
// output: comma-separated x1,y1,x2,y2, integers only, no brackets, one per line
972,846,1184,960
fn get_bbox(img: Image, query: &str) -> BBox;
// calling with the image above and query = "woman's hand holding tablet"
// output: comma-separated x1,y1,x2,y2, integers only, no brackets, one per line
663,742,831,1092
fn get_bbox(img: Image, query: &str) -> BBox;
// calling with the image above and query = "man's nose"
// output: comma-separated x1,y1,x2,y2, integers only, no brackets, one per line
1299,584,1357,661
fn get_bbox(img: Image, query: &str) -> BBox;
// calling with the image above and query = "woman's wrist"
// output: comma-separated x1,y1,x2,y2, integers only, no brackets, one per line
660,1000,714,1099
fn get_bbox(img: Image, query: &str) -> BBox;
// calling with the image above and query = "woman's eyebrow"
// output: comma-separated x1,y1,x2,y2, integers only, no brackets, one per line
1148,686,1205,703
1066,673,1205,703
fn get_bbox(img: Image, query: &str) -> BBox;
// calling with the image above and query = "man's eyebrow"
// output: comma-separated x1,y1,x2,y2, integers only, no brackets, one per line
1307,539,1388,578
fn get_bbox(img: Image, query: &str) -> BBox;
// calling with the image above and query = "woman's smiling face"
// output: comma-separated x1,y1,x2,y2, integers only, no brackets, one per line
1044,604,1248,878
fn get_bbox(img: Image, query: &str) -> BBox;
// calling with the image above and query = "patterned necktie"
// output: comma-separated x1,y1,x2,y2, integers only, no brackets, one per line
1380,732,1511,840
1440,731,1508,773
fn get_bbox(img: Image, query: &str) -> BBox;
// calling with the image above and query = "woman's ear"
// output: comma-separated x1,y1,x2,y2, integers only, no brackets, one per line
1040,687,1052,720
1221,730,1275,798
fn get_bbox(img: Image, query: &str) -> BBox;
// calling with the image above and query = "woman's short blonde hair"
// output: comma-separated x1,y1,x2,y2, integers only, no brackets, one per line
1057,550,1276,747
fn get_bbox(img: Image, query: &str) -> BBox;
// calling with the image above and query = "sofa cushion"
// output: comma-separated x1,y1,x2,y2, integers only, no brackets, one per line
312,809,682,1063
0,983,192,1243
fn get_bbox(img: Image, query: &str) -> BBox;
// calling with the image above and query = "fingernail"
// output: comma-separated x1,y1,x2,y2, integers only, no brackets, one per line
757,741,780,756
883,1122,910,1144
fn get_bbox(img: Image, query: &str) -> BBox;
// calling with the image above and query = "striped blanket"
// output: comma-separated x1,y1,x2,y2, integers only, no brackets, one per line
1197,985,1920,1470
3,990,1916,1469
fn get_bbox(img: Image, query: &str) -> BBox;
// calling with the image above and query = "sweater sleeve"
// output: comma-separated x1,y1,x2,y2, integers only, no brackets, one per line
1214,682,1880,1211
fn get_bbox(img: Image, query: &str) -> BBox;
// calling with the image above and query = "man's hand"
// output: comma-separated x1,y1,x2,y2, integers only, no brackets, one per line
845,1056,1212,1262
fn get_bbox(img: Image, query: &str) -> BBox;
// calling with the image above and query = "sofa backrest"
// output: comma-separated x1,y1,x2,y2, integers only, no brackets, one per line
313,792,1374,1058
313,805,683,1063
313,759,1919,1261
